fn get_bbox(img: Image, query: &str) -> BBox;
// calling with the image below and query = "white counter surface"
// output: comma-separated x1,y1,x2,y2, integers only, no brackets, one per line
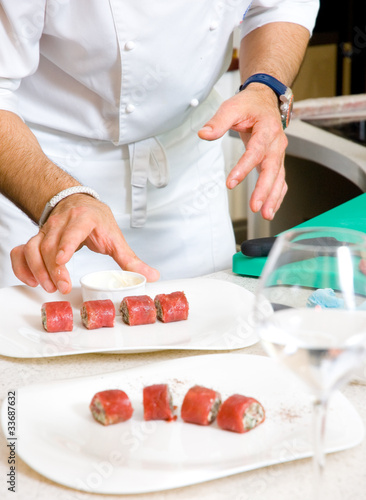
1,270,365,500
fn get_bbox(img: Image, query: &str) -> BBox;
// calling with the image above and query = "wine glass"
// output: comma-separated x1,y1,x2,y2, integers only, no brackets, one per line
253,226,366,499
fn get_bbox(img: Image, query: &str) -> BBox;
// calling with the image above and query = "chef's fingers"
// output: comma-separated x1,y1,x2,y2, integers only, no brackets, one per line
225,118,286,203
274,179,288,214
37,217,73,294
10,245,39,288
248,131,288,219
111,246,160,283
57,220,160,283
253,163,287,220
53,202,160,283
243,128,286,210
13,232,61,293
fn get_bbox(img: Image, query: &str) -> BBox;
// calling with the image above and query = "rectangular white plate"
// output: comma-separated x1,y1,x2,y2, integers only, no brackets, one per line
1,354,364,494
0,278,258,358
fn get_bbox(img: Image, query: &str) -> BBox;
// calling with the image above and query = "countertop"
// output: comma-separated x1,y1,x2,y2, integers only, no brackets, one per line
1,270,366,500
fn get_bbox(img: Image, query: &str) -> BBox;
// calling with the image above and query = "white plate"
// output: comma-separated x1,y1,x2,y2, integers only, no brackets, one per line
1,354,363,494
0,278,258,358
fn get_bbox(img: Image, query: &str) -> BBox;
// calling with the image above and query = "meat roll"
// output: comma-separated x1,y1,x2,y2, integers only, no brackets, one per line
89,389,134,425
217,394,265,433
120,295,156,326
181,385,221,426
154,291,189,323
41,301,73,332
80,299,115,329
143,384,176,422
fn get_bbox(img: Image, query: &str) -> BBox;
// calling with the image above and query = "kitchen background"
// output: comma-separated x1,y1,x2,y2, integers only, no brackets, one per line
217,0,366,246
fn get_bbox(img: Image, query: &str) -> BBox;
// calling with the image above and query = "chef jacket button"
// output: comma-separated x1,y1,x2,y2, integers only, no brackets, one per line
126,103,136,113
190,98,199,107
125,41,136,51
209,21,218,31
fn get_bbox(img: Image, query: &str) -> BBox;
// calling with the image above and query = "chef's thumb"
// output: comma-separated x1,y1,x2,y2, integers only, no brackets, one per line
198,100,239,141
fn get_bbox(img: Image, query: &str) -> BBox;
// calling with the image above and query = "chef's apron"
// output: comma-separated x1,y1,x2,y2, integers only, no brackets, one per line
0,89,236,287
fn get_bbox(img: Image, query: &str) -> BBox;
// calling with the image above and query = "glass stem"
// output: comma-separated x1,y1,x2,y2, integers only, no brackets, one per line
312,396,328,500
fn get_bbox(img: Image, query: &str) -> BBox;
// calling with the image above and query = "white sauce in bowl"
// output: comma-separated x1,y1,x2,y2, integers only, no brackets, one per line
84,271,144,290
80,271,147,309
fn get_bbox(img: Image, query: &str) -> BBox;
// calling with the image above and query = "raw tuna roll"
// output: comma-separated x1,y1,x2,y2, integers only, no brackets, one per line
120,295,156,326
181,385,221,426
154,291,189,323
143,384,176,421
80,299,115,329
217,394,265,433
89,389,133,425
41,301,73,332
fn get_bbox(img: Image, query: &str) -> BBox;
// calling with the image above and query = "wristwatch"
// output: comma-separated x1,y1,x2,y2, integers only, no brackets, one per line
238,73,294,130
38,186,100,227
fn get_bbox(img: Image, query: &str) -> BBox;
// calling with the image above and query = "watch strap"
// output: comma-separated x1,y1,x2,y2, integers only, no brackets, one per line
238,73,288,95
38,186,101,227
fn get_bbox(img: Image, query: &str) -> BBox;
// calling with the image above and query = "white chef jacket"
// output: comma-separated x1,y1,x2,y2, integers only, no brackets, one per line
0,0,319,286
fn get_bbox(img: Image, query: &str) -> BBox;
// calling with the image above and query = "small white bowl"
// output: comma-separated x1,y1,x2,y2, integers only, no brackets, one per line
80,270,146,310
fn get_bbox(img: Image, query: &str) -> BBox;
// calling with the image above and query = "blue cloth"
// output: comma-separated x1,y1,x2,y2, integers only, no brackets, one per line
307,288,344,308
307,288,366,310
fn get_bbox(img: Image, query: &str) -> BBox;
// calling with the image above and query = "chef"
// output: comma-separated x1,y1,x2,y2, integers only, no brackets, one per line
0,0,319,293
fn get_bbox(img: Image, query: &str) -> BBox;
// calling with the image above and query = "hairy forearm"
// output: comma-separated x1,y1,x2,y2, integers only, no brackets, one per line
0,110,80,223
239,22,311,87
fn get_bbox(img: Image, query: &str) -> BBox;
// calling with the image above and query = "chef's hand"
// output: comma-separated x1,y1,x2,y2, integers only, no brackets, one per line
10,194,160,294
198,84,288,221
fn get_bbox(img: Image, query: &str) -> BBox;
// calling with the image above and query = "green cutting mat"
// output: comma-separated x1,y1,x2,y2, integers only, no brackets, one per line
232,193,366,277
